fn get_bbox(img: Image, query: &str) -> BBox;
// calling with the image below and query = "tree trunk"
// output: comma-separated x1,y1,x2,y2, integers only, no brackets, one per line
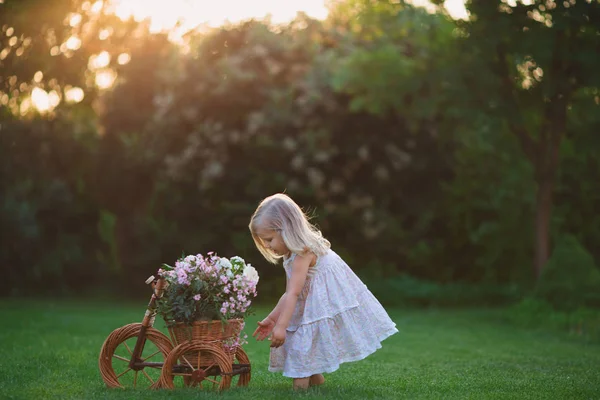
533,177,554,279
532,123,562,279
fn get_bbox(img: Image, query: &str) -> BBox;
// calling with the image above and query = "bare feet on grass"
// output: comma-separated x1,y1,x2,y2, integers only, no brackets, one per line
310,374,325,387
293,377,310,390
293,374,325,390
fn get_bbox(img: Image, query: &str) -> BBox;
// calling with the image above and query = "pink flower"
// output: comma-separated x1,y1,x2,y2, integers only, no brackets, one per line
193,294,201,301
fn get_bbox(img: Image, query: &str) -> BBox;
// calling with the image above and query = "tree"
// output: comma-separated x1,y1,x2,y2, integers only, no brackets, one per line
0,0,141,117
0,0,150,292
459,0,600,277
333,0,600,279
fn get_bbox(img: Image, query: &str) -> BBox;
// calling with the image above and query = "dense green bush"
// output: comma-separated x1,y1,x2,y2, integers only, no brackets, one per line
534,235,600,311
364,275,521,308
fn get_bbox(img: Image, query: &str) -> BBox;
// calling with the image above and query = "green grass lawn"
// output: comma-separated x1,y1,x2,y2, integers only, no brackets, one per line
0,299,599,400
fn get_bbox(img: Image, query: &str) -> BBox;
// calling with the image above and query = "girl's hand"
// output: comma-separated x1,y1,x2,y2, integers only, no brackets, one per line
270,325,286,348
253,317,275,341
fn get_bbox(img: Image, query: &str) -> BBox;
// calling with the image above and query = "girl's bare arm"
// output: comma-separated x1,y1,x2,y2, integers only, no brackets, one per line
265,293,286,323
272,254,312,331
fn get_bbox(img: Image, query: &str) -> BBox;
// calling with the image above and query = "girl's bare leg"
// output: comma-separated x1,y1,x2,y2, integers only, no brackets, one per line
309,374,325,386
293,377,310,390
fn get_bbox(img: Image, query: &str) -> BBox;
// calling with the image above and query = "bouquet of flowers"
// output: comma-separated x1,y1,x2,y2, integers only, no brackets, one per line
156,252,259,326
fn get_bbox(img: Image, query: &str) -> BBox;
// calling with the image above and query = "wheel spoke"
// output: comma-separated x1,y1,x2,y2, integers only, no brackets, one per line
133,371,138,387
205,377,219,385
116,368,132,378
123,341,133,355
113,354,130,363
203,362,216,374
142,350,161,362
181,355,195,370
142,369,154,385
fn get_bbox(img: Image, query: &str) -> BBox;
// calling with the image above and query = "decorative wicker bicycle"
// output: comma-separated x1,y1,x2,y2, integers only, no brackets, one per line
98,274,251,390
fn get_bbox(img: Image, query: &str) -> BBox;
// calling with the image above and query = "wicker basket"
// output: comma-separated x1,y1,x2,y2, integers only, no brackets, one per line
167,319,244,366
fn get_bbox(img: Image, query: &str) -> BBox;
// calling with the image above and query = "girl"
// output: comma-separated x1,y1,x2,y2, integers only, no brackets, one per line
249,193,398,390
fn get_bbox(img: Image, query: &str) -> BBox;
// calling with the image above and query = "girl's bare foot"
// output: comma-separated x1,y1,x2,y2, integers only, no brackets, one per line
293,377,310,390
309,374,325,387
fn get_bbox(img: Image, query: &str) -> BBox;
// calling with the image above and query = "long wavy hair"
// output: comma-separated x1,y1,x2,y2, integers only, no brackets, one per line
249,193,330,264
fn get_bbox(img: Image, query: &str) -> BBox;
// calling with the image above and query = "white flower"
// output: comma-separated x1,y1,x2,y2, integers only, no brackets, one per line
243,265,259,284
230,256,244,265
217,257,232,270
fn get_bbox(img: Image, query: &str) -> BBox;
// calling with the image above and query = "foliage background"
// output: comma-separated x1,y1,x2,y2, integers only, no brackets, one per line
1,0,599,315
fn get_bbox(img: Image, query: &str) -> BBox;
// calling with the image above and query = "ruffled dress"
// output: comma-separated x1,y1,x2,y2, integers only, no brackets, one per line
269,249,398,378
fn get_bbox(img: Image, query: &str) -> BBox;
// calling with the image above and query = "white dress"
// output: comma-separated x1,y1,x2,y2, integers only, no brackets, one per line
269,249,398,378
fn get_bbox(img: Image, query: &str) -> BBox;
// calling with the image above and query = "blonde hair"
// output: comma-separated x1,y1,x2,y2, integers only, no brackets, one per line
249,193,331,264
